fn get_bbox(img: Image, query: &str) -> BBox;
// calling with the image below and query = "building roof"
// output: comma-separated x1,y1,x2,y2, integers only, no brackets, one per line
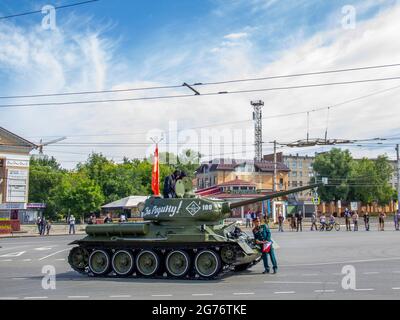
101,196,148,210
196,158,290,174
0,127,37,150
219,178,256,187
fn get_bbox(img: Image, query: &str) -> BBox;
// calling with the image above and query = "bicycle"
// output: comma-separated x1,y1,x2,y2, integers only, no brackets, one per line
318,222,340,231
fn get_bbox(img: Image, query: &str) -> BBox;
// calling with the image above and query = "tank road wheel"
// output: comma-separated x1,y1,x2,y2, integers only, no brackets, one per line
220,246,237,264
88,250,111,276
112,250,135,277
136,250,160,277
194,250,221,279
165,250,190,278
68,247,89,274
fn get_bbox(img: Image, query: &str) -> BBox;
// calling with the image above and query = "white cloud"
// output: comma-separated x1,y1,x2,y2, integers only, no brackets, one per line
1,3,400,167
224,32,248,40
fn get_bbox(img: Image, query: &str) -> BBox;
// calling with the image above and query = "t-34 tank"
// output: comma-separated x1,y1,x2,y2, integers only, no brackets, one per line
68,182,320,279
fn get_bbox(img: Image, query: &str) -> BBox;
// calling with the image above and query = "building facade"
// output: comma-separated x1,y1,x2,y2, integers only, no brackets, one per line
264,152,315,199
195,159,290,222
195,158,290,192
0,127,36,220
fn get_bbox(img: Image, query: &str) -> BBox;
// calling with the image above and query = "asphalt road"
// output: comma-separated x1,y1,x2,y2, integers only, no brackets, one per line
1,228,400,300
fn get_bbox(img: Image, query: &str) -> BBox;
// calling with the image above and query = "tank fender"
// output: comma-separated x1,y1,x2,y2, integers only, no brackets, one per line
237,239,257,255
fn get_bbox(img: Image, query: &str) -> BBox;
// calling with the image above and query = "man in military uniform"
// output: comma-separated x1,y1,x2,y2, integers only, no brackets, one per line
252,217,278,274
163,170,181,198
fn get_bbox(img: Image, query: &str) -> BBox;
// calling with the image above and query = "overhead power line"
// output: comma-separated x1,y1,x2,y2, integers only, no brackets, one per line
1,75,400,109
24,84,400,139
0,0,99,20
1,62,400,100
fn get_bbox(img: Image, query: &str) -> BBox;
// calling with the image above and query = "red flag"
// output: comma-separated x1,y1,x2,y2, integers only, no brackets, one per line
151,145,160,196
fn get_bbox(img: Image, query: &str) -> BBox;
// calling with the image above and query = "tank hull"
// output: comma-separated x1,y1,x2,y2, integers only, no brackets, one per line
68,220,261,280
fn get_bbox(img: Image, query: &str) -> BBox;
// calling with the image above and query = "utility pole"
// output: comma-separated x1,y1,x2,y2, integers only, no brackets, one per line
273,140,277,192
397,144,400,212
251,100,264,161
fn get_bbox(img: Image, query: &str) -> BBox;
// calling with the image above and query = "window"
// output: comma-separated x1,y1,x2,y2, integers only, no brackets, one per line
292,171,297,178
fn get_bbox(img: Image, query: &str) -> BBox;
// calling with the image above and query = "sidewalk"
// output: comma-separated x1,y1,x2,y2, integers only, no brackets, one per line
0,224,87,238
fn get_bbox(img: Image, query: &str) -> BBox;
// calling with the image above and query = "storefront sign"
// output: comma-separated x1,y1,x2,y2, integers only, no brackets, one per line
0,203,27,210
6,169,28,203
6,159,29,167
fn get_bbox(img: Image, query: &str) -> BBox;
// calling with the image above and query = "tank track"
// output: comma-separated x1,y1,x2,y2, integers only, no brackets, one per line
68,243,260,280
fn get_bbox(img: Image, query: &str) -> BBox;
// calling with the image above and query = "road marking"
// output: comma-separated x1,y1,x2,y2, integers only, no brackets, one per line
354,288,375,291
0,251,26,258
274,291,295,294
12,278,28,280
0,297,18,300
68,296,89,299
264,281,338,285
0,259,12,262
24,296,48,299
233,292,255,295
151,294,173,297
110,295,131,298
56,258,66,261
38,249,69,261
392,288,400,290
280,257,400,268
34,247,55,251
363,272,379,275
22,259,32,262
192,294,214,296
315,290,336,293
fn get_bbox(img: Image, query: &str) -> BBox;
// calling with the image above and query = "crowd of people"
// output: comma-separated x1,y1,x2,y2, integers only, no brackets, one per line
35,216,51,236
258,207,400,232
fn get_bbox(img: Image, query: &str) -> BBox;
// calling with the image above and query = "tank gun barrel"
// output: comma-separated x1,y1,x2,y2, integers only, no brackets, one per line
229,183,321,209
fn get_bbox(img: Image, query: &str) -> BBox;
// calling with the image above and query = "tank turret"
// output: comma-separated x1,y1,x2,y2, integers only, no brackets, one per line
68,183,320,279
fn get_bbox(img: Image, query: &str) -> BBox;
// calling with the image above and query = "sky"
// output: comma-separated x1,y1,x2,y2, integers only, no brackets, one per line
0,0,400,168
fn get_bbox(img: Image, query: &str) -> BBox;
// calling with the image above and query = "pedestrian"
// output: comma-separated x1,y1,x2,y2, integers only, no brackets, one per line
46,219,52,236
311,212,318,231
394,210,400,231
68,214,76,235
119,213,127,223
36,216,42,235
290,214,296,231
245,212,251,228
40,216,46,236
352,211,359,231
296,210,303,232
344,208,351,231
252,218,278,274
363,210,370,231
250,211,256,227
328,214,336,229
104,213,113,224
378,210,386,231
278,213,284,232
319,214,326,231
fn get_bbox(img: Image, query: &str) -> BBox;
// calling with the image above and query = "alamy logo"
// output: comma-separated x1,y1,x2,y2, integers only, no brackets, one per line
341,265,356,290
41,265,56,290
186,201,201,216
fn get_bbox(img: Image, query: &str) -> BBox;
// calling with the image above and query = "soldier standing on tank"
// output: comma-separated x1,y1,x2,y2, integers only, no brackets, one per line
163,170,181,198
252,218,278,274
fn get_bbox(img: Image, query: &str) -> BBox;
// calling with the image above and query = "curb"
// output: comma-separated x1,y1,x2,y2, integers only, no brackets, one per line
0,233,85,239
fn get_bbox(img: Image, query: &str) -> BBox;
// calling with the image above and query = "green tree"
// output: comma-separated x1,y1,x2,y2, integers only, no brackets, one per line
29,156,65,219
53,172,104,220
312,149,353,201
